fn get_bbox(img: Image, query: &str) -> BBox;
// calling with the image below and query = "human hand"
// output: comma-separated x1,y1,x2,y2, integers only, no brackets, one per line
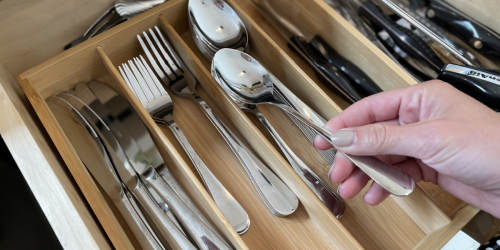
314,80,500,218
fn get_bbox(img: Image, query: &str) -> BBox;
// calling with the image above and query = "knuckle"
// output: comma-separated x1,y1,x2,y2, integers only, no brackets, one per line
363,124,389,153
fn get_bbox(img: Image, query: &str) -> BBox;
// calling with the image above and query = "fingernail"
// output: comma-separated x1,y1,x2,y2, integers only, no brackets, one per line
328,163,335,181
337,184,343,196
330,129,354,147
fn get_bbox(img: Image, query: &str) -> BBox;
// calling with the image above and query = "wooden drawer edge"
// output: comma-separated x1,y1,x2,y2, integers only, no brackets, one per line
0,63,111,249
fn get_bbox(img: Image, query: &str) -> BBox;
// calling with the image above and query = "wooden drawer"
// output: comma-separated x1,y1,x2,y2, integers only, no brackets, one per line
14,0,480,249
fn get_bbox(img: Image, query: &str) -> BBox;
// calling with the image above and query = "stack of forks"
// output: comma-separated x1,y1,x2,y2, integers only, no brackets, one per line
119,26,299,220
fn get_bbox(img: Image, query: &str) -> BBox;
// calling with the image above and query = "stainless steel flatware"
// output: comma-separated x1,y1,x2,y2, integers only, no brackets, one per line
188,0,249,60
47,96,188,250
129,26,299,217
212,49,416,197
66,86,185,237
59,93,231,250
187,0,336,165
227,88,345,217
65,0,165,50
124,31,251,232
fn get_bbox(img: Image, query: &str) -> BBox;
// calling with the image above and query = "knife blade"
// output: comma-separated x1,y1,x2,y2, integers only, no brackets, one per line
47,96,171,250
57,93,197,250
68,84,232,250
64,87,187,238
84,81,228,236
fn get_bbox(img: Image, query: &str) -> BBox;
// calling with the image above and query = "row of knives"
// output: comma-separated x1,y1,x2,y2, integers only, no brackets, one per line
258,0,500,111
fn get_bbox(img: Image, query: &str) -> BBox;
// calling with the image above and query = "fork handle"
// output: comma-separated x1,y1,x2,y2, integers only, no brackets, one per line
197,102,298,216
168,123,249,234
252,108,345,218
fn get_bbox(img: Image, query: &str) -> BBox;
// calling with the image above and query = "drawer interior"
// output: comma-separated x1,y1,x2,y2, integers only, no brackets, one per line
17,0,478,249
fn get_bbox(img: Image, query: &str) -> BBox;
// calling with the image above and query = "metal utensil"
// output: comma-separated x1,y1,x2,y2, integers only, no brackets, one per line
131,28,298,217
66,86,185,237
136,27,251,233
84,81,227,238
187,1,337,164
188,0,248,60
60,92,230,250
47,96,187,250
379,0,500,112
212,49,415,196
251,0,382,102
64,0,165,50
226,86,345,217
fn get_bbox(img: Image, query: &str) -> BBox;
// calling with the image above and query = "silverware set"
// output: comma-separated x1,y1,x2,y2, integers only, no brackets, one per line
120,24,299,225
49,83,231,249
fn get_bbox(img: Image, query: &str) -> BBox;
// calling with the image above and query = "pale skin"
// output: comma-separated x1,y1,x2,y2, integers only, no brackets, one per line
314,80,500,218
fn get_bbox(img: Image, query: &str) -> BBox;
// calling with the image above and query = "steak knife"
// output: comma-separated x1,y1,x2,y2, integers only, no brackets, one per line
252,0,382,102
379,0,500,111
426,0,500,56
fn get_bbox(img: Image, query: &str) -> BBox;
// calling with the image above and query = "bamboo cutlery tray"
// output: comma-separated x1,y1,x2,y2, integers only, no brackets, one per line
18,0,478,249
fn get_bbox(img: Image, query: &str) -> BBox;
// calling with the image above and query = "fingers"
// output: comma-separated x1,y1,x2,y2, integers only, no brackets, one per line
330,122,433,159
314,81,446,149
331,156,424,204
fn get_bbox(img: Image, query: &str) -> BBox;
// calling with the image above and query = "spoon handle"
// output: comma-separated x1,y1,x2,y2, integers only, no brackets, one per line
252,108,345,217
198,102,299,216
275,103,415,197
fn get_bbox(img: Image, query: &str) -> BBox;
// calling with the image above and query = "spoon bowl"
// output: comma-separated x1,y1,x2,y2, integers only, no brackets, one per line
188,0,249,60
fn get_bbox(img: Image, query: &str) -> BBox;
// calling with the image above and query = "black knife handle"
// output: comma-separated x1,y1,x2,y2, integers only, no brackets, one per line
437,64,500,111
288,35,363,102
428,1,500,56
359,1,443,70
309,36,383,97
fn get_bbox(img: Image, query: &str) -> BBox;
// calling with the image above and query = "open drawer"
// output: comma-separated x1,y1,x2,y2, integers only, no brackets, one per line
17,0,479,249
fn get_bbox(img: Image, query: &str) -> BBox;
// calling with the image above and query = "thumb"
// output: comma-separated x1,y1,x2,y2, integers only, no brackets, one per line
329,123,431,158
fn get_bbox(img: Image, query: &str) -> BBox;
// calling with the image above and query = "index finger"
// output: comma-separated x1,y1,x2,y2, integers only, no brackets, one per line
314,86,408,149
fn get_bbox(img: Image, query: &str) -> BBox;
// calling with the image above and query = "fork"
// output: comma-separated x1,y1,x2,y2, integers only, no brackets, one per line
134,26,299,217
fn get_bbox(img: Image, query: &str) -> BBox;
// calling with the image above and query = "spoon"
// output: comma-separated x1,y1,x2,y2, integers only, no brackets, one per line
65,0,164,50
212,49,415,197
188,0,249,60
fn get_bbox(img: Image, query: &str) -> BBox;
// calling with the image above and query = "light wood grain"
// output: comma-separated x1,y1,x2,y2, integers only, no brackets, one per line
0,0,115,78
19,76,135,249
413,205,480,250
445,0,500,35
15,0,482,248
0,64,110,249
158,14,363,250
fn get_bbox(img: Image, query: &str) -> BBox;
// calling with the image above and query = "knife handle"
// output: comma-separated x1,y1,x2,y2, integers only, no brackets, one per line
168,122,249,234
287,35,363,103
131,176,197,250
428,1,500,56
115,186,166,250
437,64,500,111
360,1,443,70
308,35,383,97
144,169,233,250
197,101,299,216
252,108,345,218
